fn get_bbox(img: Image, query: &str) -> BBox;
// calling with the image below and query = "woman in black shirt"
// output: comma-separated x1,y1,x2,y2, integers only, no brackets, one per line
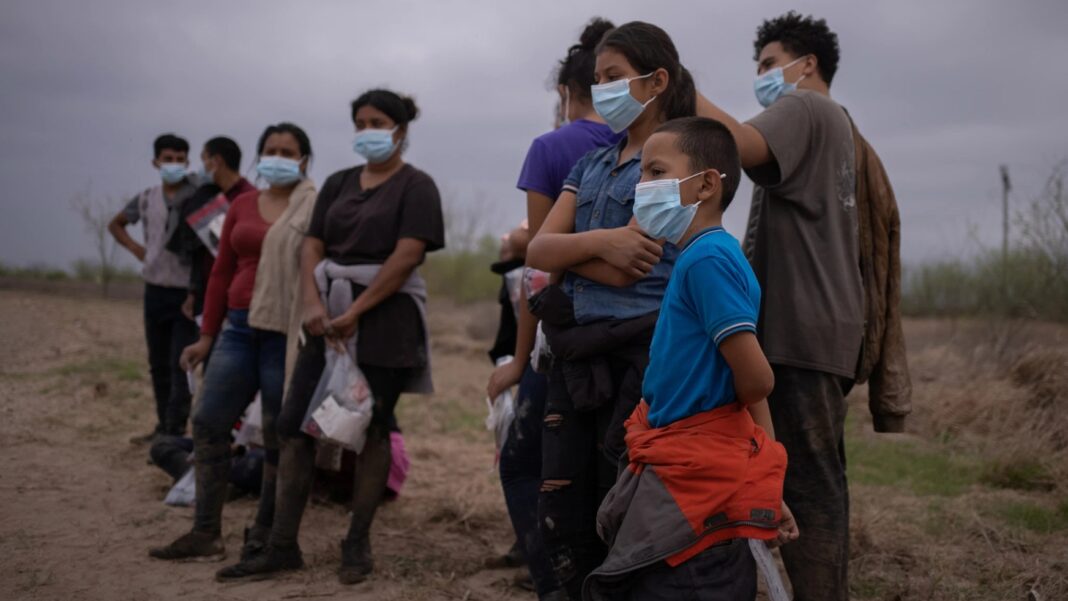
218,89,444,585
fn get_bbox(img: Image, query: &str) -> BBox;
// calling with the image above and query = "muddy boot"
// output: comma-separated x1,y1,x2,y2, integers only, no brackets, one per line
192,433,232,537
338,536,374,584
240,462,278,562
240,524,271,562
215,544,303,582
148,530,224,562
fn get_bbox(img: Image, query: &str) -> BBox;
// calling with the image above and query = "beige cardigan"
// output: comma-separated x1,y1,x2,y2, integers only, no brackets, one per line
248,178,317,385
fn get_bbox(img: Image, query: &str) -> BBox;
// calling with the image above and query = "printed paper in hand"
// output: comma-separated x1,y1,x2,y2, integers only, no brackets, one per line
185,194,230,257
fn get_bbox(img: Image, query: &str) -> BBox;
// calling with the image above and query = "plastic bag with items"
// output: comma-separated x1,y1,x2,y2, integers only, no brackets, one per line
485,356,517,461
301,347,374,453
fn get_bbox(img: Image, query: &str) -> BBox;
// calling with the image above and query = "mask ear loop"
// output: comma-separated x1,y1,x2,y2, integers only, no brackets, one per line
783,55,810,86
632,71,659,108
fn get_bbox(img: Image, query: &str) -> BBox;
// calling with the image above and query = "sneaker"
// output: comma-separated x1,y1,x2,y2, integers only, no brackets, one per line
338,537,373,584
240,524,271,562
215,545,303,582
148,531,225,562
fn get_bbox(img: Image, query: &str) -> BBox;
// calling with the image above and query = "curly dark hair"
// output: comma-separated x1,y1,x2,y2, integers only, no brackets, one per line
753,11,840,85
556,17,615,101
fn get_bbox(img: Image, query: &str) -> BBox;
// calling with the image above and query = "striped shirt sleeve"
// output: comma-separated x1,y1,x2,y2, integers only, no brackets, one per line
683,255,758,348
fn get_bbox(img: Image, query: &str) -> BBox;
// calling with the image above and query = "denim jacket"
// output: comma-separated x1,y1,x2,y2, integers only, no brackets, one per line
561,139,678,324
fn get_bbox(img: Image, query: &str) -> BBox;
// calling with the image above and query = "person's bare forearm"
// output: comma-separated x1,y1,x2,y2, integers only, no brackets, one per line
108,215,145,260
511,292,537,369
570,259,638,287
696,93,769,168
747,399,776,441
300,238,325,309
527,229,604,273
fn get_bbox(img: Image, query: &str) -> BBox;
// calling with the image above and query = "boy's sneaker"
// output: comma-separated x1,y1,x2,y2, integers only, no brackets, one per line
215,545,303,582
338,537,373,584
240,525,270,562
148,531,225,562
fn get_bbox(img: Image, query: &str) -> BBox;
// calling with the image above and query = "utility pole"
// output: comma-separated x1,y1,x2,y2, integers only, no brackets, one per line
1000,164,1011,265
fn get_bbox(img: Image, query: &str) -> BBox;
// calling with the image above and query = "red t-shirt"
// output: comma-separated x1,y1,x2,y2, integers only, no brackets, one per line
201,190,271,337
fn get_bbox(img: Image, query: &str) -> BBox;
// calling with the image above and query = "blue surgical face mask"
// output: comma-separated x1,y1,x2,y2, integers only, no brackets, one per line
634,170,725,244
352,127,398,163
159,162,187,184
591,72,656,133
256,156,303,186
754,56,807,108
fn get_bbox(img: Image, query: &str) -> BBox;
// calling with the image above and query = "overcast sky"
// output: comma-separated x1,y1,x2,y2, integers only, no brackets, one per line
1,0,1065,271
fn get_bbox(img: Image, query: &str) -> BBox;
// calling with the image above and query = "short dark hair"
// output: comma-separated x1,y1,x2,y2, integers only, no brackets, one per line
597,22,696,123
655,117,741,211
256,122,312,158
350,89,419,127
556,17,615,101
203,136,241,171
754,12,840,85
153,133,189,158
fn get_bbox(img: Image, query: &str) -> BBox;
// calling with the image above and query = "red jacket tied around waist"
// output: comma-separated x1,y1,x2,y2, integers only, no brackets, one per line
585,400,787,599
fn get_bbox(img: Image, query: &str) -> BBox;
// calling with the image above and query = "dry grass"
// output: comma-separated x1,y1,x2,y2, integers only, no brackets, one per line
847,317,1068,600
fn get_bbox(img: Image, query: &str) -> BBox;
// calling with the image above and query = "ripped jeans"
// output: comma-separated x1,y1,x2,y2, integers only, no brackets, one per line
538,360,629,599
499,366,559,597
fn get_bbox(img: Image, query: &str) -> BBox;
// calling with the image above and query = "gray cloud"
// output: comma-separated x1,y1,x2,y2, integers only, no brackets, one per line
1,0,1065,270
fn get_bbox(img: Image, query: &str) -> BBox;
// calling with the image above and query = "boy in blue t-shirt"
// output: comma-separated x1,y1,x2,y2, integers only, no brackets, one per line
592,117,799,599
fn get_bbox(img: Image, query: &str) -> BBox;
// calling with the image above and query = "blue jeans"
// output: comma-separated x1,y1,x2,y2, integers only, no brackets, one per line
499,365,560,598
192,309,286,535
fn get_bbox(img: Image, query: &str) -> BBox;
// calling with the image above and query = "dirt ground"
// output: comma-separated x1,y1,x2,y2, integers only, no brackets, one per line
1,286,1066,600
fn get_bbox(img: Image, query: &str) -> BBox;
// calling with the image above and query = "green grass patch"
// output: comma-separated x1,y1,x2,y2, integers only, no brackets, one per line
51,357,144,382
980,458,1056,492
422,235,502,305
989,498,1068,534
846,415,982,496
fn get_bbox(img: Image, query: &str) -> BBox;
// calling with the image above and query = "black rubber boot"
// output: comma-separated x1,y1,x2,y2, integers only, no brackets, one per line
148,530,225,562
338,536,374,585
215,544,303,582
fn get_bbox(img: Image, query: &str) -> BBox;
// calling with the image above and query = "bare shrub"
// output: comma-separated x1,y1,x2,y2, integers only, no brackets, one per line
69,186,122,297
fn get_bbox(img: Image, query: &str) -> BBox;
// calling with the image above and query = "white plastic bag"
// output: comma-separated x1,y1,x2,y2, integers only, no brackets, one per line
164,467,196,507
749,539,790,601
486,356,517,456
233,394,264,448
301,347,374,453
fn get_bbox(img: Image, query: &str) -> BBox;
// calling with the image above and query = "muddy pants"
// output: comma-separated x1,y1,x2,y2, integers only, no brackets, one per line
270,334,413,549
768,365,853,601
